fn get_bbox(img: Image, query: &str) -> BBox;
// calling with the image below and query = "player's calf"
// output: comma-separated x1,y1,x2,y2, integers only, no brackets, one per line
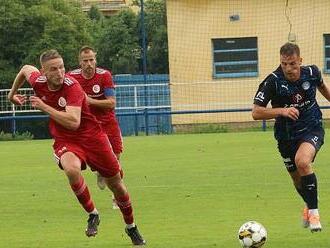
112,194,119,210
96,172,106,190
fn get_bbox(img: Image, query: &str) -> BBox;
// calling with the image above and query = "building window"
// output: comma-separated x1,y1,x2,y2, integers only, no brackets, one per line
212,37,258,78
324,34,330,73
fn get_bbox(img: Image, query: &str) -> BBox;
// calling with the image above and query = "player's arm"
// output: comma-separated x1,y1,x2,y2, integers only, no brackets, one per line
86,71,116,109
317,82,330,102
86,94,116,109
252,78,299,121
29,96,81,130
8,65,39,105
252,105,299,121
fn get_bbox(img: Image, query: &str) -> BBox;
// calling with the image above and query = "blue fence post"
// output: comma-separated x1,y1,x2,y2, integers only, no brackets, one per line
133,84,139,136
144,108,149,135
11,104,16,137
262,120,267,131
134,114,139,136
140,0,149,135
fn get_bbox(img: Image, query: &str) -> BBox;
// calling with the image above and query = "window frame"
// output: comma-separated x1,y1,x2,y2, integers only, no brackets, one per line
212,37,258,78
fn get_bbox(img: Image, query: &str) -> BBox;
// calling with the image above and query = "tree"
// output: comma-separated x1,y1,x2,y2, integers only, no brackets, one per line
135,0,168,74
96,9,140,74
0,0,94,87
0,0,169,87
88,5,102,22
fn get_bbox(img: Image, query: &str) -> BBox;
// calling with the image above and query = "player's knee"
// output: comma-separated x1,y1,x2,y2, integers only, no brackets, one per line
63,164,81,179
295,157,311,173
105,174,127,195
61,154,81,178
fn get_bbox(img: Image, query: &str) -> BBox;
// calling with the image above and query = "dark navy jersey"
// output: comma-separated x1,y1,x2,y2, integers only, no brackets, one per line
253,65,324,141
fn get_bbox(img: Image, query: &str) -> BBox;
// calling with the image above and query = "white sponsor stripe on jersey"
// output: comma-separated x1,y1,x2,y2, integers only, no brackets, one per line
308,66,313,76
69,69,82,75
96,68,106,74
271,73,278,78
64,77,74,86
53,153,60,165
36,76,47,83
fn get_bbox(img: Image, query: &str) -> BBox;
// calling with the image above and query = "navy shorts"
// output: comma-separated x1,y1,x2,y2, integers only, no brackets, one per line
277,127,324,172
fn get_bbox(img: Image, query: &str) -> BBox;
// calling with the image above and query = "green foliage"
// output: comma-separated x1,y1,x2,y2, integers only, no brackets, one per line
140,0,168,73
88,5,102,21
96,9,140,74
0,0,93,87
0,131,34,141
0,0,168,87
146,24,168,73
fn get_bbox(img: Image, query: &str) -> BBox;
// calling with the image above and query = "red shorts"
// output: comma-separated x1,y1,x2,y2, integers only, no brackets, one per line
102,123,123,155
53,133,120,177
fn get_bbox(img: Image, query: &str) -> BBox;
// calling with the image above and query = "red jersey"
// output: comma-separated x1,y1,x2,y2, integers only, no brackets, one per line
68,68,118,127
28,71,102,141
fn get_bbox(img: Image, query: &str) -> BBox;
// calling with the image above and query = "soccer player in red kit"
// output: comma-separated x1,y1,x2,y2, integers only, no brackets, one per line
8,49,145,245
69,46,123,199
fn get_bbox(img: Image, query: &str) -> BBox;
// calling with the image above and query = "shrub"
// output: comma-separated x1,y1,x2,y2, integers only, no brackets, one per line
0,131,34,141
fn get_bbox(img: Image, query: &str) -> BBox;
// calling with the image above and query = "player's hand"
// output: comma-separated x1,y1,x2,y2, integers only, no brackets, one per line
9,94,27,105
281,107,299,120
85,94,94,105
29,96,47,111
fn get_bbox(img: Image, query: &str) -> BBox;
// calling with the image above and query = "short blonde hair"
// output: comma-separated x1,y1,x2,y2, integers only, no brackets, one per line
40,49,62,65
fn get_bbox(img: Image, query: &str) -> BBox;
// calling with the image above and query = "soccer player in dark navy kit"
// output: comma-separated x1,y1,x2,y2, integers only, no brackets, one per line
252,42,330,232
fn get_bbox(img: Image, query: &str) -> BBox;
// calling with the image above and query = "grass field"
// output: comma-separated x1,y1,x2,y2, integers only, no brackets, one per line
1,131,330,247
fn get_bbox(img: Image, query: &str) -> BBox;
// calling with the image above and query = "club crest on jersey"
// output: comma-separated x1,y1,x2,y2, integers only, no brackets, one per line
302,81,310,90
58,97,67,107
92,84,100,93
292,93,303,103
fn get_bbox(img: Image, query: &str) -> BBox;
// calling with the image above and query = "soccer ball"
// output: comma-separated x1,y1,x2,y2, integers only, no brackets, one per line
238,221,267,248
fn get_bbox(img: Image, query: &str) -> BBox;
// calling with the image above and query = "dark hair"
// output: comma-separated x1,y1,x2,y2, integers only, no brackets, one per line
280,42,300,56
79,45,96,55
40,49,62,65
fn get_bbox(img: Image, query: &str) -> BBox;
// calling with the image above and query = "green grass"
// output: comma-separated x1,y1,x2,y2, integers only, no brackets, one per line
1,131,330,247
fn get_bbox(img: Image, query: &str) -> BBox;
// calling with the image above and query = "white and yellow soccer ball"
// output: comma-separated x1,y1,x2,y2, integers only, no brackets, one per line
238,221,267,248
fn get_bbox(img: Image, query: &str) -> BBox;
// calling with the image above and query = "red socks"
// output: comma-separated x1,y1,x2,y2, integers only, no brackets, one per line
70,176,95,213
115,194,134,224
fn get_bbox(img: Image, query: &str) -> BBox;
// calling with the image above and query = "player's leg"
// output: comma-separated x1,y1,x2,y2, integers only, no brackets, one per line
278,140,309,228
295,142,321,232
87,133,145,245
104,173,146,245
278,140,307,202
110,152,123,209
107,133,124,209
95,133,123,192
288,170,309,228
95,171,106,190
60,151,100,237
